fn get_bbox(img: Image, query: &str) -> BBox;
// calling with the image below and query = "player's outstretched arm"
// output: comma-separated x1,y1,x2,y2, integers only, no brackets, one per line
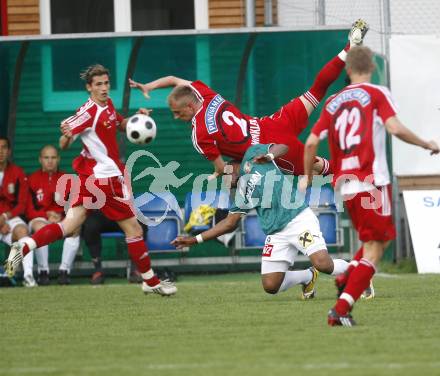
171,213,242,249
385,116,440,155
128,76,192,99
207,156,227,180
301,134,321,191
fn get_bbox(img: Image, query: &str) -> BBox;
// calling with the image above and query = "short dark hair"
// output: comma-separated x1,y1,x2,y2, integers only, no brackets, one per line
0,136,11,149
80,64,110,85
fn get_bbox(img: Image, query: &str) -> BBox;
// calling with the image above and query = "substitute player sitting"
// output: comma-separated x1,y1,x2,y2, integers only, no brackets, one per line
27,145,80,285
0,137,35,287
129,20,369,178
172,143,349,298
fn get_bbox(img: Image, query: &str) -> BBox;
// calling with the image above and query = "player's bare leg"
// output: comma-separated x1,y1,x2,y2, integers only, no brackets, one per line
261,252,347,299
262,270,317,299
117,216,177,296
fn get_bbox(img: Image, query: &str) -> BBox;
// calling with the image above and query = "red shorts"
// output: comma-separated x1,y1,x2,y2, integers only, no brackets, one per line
345,185,396,242
260,97,309,175
71,175,135,221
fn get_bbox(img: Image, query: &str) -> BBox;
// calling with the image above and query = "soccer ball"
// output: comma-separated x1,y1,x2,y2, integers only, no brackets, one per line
126,114,157,145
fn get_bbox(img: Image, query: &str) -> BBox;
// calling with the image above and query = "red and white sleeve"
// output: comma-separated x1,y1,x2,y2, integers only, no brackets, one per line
376,87,397,124
311,111,330,140
190,80,217,101
63,108,94,136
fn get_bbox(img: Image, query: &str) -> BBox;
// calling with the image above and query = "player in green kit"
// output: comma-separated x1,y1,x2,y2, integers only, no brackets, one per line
172,143,348,298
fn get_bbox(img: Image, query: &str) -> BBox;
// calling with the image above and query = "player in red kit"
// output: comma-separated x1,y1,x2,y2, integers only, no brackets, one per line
129,20,369,178
5,65,177,296
0,137,36,286
302,46,439,326
27,145,80,285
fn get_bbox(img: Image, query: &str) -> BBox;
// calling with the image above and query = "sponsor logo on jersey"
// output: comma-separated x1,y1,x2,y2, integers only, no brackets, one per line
36,188,44,201
262,243,273,257
243,161,252,174
341,156,360,170
7,183,14,194
299,230,314,248
244,171,262,203
205,94,225,134
249,119,261,145
69,112,92,128
326,88,371,115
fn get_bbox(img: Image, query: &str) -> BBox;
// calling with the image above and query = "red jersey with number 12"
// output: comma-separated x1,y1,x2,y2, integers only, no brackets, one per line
311,83,397,186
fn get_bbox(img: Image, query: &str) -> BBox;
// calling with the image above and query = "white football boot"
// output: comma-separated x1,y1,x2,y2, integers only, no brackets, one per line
142,279,177,296
5,242,24,278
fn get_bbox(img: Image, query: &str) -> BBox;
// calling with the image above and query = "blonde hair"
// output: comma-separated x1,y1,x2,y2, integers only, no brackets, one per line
346,46,375,75
168,85,200,107
80,64,110,84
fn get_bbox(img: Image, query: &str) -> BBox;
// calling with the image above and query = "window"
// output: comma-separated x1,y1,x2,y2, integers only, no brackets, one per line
42,0,204,111
131,0,195,30
51,0,114,34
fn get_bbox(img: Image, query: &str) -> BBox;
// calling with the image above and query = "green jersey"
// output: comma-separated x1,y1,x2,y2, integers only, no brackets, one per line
229,144,307,235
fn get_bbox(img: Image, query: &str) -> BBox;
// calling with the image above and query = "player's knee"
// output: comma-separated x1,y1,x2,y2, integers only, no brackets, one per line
310,251,333,274
13,225,29,240
124,221,143,238
262,279,281,294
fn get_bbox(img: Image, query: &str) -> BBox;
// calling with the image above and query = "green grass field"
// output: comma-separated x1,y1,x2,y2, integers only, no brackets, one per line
1,272,440,376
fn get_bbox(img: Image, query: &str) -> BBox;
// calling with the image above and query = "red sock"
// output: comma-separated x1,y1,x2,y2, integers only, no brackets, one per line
22,223,64,256
335,246,363,287
343,41,350,52
304,55,345,107
353,246,363,262
126,237,160,287
345,246,363,276
335,258,375,315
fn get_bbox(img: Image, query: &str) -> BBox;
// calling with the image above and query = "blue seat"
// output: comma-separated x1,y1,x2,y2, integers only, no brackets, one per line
305,186,341,246
135,192,184,252
305,186,336,208
147,219,180,251
135,192,182,217
317,212,338,245
184,190,230,233
242,214,266,248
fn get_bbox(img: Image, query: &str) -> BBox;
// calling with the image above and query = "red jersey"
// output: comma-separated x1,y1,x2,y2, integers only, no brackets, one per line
190,81,308,164
311,83,396,189
63,97,125,178
0,162,28,218
27,170,67,220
